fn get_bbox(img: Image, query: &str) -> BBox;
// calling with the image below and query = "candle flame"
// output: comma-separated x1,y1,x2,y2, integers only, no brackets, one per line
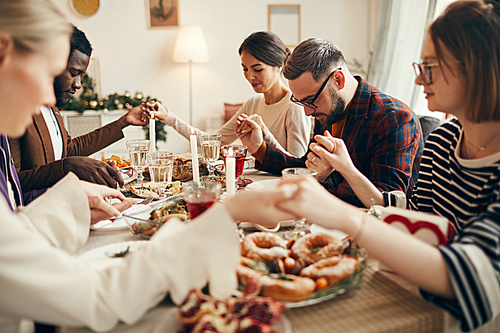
228,147,234,157
191,128,195,135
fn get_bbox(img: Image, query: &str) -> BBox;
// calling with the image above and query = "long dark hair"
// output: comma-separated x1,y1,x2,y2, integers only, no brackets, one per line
238,31,290,67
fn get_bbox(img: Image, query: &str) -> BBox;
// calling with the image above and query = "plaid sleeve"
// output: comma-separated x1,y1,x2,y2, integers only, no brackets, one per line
255,119,325,175
255,144,306,175
368,102,423,195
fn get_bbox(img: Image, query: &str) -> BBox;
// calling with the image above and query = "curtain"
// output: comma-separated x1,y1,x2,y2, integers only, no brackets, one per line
366,0,437,116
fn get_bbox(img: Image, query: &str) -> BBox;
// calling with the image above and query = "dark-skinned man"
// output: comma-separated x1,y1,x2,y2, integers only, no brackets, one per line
8,26,150,198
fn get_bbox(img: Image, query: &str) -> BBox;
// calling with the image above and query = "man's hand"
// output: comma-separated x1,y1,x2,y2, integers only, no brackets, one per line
79,181,135,224
118,105,151,128
63,156,124,188
235,115,264,154
143,101,168,122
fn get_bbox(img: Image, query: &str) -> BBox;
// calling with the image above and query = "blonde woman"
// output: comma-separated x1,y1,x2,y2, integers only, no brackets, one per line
0,0,296,331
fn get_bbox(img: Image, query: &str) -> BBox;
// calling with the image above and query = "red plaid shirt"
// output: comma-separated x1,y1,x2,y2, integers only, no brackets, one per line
256,77,423,207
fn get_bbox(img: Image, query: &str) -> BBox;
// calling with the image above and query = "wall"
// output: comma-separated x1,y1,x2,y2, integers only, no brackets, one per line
52,0,381,153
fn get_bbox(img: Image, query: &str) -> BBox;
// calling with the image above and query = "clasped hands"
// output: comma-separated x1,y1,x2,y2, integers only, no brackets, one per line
307,131,354,182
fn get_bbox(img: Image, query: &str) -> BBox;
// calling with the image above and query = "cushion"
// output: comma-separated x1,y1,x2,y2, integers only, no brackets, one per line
418,115,442,142
224,103,243,122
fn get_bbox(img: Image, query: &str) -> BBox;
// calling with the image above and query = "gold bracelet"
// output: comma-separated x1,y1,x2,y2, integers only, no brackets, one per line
353,213,367,244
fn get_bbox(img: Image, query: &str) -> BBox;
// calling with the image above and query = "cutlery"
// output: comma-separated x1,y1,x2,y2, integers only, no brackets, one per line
139,194,155,205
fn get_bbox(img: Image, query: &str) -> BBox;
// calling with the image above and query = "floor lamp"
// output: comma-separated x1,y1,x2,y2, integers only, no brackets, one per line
172,26,209,125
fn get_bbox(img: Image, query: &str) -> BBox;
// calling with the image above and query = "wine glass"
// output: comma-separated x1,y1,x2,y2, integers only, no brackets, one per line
221,145,248,178
148,151,174,197
200,134,221,177
182,181,222,220
282,167,318,239
126,139,150,186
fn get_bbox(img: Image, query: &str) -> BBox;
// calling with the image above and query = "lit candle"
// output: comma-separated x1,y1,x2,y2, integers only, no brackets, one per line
190,128,200,183
226,147,235,198
149,118,156,152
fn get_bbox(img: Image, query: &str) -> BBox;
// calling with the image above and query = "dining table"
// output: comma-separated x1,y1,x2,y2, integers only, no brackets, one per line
60,168,499,333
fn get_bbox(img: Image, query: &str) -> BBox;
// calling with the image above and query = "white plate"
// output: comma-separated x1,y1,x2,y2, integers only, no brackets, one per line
78,241,146,261
245,179,281,191
310,223,348,240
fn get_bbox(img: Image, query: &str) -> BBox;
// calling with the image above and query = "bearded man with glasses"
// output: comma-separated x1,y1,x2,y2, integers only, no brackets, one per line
236,38,423,207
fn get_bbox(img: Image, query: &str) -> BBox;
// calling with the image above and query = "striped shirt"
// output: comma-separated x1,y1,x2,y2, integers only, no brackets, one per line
407,119,500,332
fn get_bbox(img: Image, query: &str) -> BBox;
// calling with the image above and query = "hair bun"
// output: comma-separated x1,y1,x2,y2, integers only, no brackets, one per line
485,0,500,14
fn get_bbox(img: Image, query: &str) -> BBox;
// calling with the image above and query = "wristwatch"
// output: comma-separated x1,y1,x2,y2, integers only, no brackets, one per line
70,0,100,17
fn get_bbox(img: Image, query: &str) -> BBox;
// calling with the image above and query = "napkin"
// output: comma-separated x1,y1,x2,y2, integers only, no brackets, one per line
379,207,456,246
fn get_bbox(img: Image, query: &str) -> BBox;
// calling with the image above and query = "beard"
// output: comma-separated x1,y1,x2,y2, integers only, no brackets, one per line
53,79,67,109
317,90,346,127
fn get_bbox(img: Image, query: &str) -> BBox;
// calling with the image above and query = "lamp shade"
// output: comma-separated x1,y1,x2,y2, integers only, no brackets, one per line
173,26,209,63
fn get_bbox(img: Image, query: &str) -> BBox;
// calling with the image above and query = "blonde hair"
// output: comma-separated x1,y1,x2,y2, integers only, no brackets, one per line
0,0,72,52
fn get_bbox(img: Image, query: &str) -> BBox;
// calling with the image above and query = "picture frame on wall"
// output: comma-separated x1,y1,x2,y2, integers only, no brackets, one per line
146,0,179,29
268,4,300,47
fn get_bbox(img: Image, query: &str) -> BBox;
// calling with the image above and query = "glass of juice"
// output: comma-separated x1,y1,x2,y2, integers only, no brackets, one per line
221,145,247,178
182,181,222,220
148,151,175,197
126,139,150,185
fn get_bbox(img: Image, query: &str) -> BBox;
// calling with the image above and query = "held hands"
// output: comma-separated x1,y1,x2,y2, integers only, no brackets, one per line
306,131,354,182
277,176,357,228
62,156,124,188
142,101,168,122
235,114,264,154
118,105,151,128
224,184,300,226
79,180,135,224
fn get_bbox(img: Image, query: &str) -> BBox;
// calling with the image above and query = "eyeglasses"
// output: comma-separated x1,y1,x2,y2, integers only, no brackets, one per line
412,62,440,85
290,67,341,109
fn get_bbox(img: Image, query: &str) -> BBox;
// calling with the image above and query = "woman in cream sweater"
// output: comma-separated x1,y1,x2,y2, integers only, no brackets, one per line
149,31,311,158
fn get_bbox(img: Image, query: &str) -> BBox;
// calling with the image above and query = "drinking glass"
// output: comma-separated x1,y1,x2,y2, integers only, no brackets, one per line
282,167,318,239
182,181,222,220
148,151,174,197
200,134,221,177
126,139,150,185
221,145,248,178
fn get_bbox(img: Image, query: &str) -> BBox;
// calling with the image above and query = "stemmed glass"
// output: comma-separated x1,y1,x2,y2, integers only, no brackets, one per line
126,139,150,186
282,167,318,239
200,134,221,177
148,151,174,197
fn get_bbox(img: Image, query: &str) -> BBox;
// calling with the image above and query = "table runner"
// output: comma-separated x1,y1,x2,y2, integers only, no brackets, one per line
286,266,444,333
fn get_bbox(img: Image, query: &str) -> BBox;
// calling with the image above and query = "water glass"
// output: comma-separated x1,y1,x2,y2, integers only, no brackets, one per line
182,181,222,220
221,145,247,178
200,134,221,177
126,139,150,185
148,151,174,197
282,167,318,239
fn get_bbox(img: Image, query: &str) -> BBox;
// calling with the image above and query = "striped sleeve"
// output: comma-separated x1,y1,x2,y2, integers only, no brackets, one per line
421,204,500,331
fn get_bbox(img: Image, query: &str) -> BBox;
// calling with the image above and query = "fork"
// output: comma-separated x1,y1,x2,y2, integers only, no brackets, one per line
139,194,155,205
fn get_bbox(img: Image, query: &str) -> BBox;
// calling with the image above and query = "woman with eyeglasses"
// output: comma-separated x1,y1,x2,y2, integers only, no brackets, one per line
273,0,500,331
147,31,311,158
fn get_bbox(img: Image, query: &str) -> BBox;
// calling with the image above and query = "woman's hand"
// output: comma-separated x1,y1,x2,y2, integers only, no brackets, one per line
235,114,269,137
224,184,299,226
277,176,358,228
144,101,168,121
79,181,135,224
235,115,264,154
